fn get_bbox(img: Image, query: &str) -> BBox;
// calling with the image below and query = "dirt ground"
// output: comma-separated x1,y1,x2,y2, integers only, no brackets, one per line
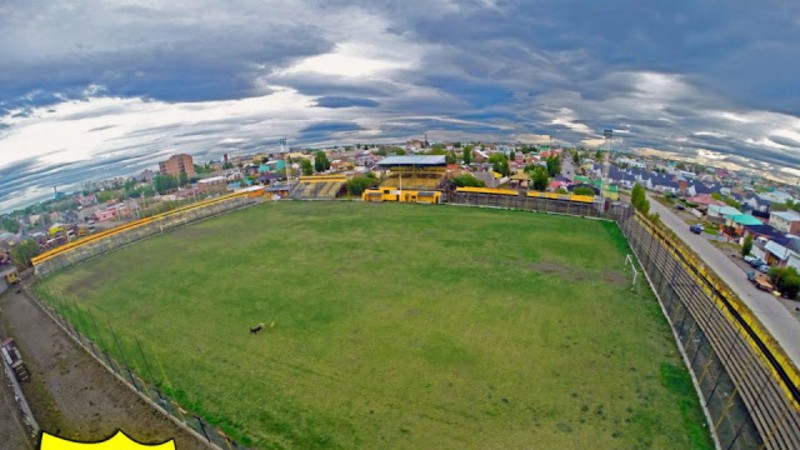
0,288,208,450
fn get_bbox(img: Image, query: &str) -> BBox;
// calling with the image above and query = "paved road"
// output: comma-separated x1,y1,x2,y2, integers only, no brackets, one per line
648,194,800,369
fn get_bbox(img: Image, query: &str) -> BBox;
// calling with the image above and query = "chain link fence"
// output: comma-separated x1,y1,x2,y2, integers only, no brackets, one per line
25,285,246,450
620,213,800,450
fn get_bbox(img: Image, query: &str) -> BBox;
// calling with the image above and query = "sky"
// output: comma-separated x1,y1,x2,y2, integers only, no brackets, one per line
2,0,800,212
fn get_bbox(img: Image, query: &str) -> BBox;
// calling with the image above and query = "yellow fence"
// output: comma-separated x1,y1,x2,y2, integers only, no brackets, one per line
633,212,800,412
32,191,254,268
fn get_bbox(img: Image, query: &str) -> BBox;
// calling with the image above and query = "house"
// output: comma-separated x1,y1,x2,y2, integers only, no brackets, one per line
708,205,742,222
472,148,489,163
77,193,97,207
740,223,783,241
769,211,800,235
472,171,501,188
197,176,229,195
726,214,765,236
94,209,115,221
686,194,724,208
743,195,771,213
764,238,800,271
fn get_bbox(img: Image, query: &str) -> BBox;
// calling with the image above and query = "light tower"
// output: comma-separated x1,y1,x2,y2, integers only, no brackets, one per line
281,138,292,187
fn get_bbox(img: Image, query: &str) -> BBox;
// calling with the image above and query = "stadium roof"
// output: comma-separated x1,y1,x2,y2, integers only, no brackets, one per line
377,155,446,166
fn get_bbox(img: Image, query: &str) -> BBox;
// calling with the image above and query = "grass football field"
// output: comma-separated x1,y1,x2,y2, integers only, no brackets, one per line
37,201,712,449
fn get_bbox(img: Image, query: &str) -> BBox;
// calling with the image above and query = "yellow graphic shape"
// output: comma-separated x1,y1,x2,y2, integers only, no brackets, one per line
40,430,175,450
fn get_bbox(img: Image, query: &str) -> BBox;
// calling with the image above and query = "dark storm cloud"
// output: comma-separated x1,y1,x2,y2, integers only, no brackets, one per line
3,0,800,211
315,97,380,108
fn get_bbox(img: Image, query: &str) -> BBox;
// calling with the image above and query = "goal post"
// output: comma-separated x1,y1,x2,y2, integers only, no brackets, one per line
624,254,639,288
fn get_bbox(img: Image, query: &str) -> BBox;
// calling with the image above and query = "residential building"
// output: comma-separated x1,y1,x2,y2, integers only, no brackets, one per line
769,211,800,234
197,176,228,195
159,154,196,179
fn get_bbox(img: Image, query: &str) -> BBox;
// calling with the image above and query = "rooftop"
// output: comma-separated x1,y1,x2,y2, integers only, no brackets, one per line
771,211,800,222
377,155,447,166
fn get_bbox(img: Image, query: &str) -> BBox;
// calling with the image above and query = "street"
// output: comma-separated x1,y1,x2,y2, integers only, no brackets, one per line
647,194,800,369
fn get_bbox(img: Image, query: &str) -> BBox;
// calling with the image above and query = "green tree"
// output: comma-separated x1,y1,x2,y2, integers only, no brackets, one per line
531,166,549,191
11,239,40,269
314,151,330,172
545,155,561,177
427,144,446,155
631,183,650,215
445,151,457,165
153,174,178,194
509,151,516,161
489,153,510,176
179,170,189,187
462,147,472,165
1,216,19,233
451,174,485,187
301,159,313,176
741,234,753,257
395,148,407,155
453,142,462,148
711,192,723,201
96,190,116,203
768,266,800,299
346,174,381,196
572,186,596,196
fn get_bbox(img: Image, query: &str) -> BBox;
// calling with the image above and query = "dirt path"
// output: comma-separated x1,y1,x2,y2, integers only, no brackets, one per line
0,289,208,450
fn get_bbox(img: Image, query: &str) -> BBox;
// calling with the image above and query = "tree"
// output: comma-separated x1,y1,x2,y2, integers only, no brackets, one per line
1,216,19,233
96,190,116,203
346,174,381,196
314,151,330,173
545,155,561,177
451,174,485,187
153,174,178,194
445,151,457,165
395,148,407,155
711,192,723,201
742,234,753,257
509,151,516,161
453,142,462,148
489,153,510,176
11,239,40,269
462,147,472,165
301,159,313,176
572,186,595,196
631,183,650,215
427,144,446,155
179,170,189,187
531,166,549,191
768,266,800,299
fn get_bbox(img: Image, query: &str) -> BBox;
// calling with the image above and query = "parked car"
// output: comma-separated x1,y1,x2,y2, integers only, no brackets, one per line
744,255,759,265
674,203,686,211
757,264,771,274
689,224,704,234
747,257,766,268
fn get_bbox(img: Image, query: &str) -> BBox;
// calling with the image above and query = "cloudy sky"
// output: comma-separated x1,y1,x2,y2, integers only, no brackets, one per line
2,0,800,212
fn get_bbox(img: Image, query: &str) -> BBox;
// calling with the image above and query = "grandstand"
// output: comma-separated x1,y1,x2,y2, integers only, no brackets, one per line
290,175,347,200
377,155,447,190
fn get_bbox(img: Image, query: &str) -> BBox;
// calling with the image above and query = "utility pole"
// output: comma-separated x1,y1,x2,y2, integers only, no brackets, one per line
600,129,613,212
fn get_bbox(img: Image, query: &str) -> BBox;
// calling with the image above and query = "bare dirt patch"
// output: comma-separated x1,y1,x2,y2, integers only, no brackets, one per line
527,261,591,283
0,289,207,449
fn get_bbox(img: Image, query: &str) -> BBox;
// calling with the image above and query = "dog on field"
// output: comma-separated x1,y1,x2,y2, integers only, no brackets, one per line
250,323,265,334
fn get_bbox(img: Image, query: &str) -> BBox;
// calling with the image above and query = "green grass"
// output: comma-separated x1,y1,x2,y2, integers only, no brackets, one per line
37,202,713,450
